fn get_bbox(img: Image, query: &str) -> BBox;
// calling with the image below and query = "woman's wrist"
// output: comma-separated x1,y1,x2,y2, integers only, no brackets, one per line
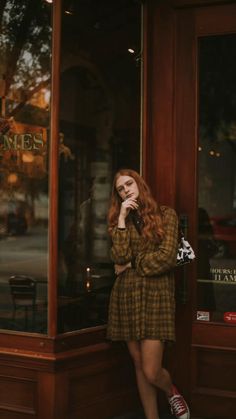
118,215,126,229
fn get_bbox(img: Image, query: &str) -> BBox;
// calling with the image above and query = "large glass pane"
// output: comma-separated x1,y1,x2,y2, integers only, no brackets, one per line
197,35,236,324
0,0,51,333
58,0,141,332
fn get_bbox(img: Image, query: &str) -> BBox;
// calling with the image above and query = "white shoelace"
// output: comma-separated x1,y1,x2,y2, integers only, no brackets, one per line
169,395,187,415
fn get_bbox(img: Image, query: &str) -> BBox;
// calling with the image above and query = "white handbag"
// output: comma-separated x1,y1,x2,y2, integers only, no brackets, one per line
176,234,195,266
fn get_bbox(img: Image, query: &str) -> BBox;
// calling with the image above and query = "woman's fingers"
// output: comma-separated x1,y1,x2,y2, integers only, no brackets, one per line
126,197,138,207
115,264,124,275
114,262,131,275
121,198,138,212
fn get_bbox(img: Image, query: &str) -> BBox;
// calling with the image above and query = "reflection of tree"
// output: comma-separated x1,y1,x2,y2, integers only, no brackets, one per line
0,1,7,28
0,0,51,217
11,78,50,117
0,0,51,116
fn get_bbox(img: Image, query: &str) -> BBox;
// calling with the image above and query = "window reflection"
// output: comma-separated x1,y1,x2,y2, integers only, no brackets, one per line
58,1,141,332
197,35,236,324
0,0,51,333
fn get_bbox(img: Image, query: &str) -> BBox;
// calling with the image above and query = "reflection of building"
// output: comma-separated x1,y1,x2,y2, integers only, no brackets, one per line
0,120,48,231
0,120,47,177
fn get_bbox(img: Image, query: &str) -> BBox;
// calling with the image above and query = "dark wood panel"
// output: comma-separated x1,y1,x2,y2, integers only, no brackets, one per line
190,391,236,419
196,3,236,35
69,363,135,406
192,322,236,347
65,343,138,418
0,376,36,413
175,7,198,214
0,410,36,419
66,345,140,418
0,332,54,353
70,387,139,419
173,6,197,398
168,0,233,8
141,2,149,178
193,347,236,391
0,365,35,379
143,2,176,206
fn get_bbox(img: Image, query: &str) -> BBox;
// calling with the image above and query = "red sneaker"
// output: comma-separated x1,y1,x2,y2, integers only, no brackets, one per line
168,385,190,419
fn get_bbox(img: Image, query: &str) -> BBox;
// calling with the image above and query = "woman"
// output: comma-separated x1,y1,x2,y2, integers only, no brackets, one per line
107,169,190,419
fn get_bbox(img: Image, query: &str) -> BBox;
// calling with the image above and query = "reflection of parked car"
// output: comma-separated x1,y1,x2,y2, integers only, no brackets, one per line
210,216,236,258
7,211,27,235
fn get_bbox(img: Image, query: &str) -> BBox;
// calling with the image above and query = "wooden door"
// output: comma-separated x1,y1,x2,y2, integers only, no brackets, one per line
144,1,236,418
175,3,236,418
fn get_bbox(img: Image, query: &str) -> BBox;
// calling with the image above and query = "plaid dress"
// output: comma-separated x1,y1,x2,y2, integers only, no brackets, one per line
107,206,178,342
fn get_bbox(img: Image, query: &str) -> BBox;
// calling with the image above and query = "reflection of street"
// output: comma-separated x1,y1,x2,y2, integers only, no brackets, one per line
0,228,48,333
0,228,48,282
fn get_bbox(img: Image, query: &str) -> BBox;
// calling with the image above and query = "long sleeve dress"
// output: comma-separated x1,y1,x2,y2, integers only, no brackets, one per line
106,206,179,342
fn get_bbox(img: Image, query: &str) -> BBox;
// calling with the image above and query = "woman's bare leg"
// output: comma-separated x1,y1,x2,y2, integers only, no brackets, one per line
127,341,159,419
141,340,173,396
128,340,190,419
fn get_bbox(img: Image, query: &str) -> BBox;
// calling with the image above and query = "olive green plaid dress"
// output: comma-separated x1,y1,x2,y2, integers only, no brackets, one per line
107,206,178,342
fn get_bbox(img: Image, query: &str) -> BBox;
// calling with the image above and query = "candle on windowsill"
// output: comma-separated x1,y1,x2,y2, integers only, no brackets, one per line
86,267,91,292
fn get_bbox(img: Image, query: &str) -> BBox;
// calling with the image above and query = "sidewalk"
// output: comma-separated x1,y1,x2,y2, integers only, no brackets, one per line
112,412,204,419
111,412,173,419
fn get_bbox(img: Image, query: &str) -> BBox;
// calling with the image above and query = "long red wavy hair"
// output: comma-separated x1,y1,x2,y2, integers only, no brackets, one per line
108,169,164,242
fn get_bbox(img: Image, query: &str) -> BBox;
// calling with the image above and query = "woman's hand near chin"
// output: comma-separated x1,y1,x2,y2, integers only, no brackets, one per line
120,197,138,217
118,197,139,228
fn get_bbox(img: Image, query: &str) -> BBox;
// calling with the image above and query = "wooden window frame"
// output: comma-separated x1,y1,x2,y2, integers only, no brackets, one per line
0,0,148,354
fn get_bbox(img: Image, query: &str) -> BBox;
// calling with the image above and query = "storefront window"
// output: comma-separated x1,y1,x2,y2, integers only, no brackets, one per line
0,0,51,333
58,1,141,332
197,35,236,324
